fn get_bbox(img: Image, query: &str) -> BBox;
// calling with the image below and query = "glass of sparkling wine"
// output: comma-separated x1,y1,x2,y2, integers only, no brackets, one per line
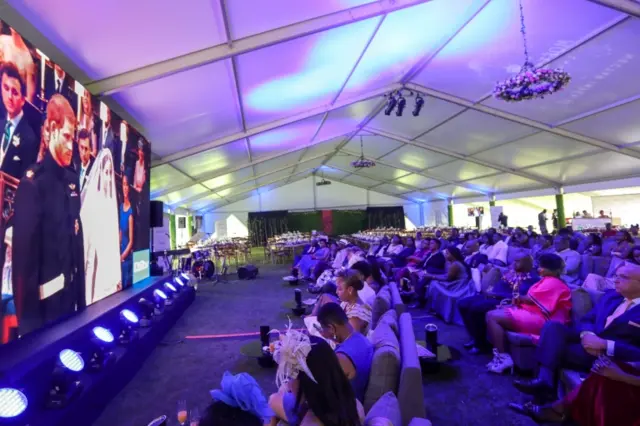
190,407,200,426
177,400,188,425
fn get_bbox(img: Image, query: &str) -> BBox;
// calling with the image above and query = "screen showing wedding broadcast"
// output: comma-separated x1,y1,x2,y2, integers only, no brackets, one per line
0,19,151,344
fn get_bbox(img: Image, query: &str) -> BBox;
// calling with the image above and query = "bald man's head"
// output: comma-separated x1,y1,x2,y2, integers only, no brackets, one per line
464,239,479,256
514,254,533,273
614,263,640,299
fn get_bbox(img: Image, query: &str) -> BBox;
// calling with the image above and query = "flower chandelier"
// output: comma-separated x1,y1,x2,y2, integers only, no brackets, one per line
493,0,571,102
351,136,375,169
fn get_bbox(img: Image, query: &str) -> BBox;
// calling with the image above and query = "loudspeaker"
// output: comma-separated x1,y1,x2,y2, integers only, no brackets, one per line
237,264,259,280
150,201,164,228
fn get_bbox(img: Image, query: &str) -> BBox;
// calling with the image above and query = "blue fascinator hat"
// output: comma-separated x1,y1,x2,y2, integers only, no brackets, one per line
210,371,274,421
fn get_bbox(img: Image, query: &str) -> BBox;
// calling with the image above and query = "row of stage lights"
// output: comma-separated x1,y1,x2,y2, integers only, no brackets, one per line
384,89,425,117
0,274,192,419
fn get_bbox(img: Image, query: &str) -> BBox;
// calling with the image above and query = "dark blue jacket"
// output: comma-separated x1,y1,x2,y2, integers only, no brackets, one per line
577,290,640,361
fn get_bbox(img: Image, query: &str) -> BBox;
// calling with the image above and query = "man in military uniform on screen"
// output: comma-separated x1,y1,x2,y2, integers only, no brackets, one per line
11,94,85,336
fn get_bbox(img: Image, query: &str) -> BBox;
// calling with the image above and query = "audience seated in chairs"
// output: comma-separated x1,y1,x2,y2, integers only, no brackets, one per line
532,234,556,267
510,357,640,425
405,239,446,308
583,245,640,293
200,371,273,426
485,253,572,374
317,302,374,403
294,239,330,280
375,234,404,268
554,234,581,286
268,330,365,426
458,253,539,355
350,260,383,302
394,238,431,284
312,270,372,336
510,263,640,424
424,246,472,324
584,232,603,256
380,236,415,278
293,238,318,267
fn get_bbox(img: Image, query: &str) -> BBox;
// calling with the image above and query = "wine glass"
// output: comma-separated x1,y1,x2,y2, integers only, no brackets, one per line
177,400,188,425
189,407,200,426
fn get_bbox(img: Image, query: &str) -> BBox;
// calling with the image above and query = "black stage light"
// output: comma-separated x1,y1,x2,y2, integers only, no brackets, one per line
292,289,305,316
138,297,155,327
384,94,397,116
164,282,178,302
154,289,169,310
47,349,84,408
396,94,406,117
413,93,425,117
118,309,140,344
88,326,116,371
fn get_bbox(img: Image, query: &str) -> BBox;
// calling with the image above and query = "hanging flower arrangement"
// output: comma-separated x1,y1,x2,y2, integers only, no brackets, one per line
351,136,375,169
494,0,571,102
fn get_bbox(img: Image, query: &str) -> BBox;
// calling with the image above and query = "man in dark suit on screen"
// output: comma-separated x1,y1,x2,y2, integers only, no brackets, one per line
98,105,119,164
75,128,94,191
511,263,640,410
0,63,38,179
12,94,85,336
44,63,77,112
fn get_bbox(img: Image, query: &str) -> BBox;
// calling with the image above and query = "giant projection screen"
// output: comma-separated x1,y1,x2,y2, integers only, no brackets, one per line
0,20,151,345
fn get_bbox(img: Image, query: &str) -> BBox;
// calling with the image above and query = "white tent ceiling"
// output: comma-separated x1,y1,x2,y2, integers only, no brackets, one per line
3,0,640,214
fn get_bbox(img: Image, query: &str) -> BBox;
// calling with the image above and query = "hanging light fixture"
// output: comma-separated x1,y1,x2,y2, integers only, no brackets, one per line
351,136,375,169
315,169,331,186
494,0,571,102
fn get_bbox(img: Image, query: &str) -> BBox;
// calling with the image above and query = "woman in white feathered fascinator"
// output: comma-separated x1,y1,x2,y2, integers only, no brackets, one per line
267,321,363,426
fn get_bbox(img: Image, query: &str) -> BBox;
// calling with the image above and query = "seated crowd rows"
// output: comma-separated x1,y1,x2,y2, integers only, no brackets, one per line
288,225,640,425
176,224,640,426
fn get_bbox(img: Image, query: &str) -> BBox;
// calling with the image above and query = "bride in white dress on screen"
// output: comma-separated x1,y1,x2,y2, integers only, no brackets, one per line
81,149,122,305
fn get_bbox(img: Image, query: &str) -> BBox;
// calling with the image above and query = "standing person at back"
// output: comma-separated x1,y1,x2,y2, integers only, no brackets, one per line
538,209,548,234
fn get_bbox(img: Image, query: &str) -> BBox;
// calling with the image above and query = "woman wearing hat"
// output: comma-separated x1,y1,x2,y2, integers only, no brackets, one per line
485,253,572,374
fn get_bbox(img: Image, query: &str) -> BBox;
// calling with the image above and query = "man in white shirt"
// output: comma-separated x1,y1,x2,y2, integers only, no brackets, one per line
331,239,350,270
554,235,581,285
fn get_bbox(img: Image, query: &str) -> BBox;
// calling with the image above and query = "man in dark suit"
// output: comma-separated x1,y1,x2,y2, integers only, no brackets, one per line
12,94,84,336
75,128,93,192
98,106,119,165
410,239,446,308
44,63,77,112
0,62,38,179
512,264,640,403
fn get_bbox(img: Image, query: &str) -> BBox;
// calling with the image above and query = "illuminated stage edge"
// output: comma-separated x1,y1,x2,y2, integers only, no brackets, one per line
0,274,195,426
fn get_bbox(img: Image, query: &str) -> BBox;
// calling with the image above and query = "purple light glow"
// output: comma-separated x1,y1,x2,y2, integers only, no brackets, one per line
240,18,379,126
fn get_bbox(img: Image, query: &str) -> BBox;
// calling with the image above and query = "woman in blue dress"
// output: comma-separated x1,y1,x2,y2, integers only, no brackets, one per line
295,239,330,280
119,174,134,289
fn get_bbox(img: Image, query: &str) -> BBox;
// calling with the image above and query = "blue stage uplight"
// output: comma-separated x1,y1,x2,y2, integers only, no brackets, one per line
180,273,189,281
59,349,84,372
120,309,139,324
175,277,185,287
0,388,28,418
92,326,114,343
164,283,177,293
153,289,167,300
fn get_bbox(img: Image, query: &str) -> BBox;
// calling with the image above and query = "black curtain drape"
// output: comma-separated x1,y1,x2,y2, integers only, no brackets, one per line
366,206,405,229
248,210,289,246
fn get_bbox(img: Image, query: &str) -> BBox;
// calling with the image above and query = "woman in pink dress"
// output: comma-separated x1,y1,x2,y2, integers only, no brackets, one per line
485,253,572,374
